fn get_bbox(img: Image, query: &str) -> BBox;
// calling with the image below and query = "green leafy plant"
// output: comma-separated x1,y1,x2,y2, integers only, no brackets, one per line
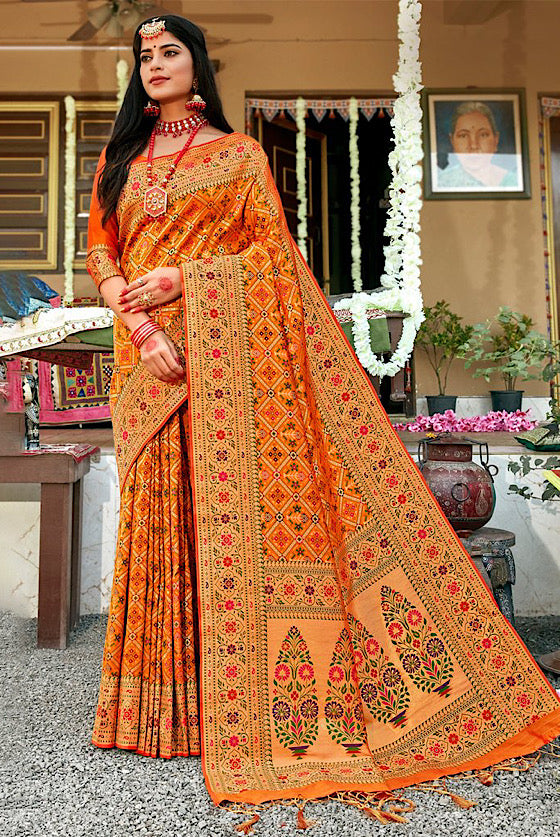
464,307,553,391
542,358,560,423
508,455,560,501
415,300,473,396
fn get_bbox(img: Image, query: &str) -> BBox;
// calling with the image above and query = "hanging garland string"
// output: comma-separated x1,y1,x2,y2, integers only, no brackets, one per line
116,59,129,108
348,97,362,293
295,97,308,261
334,0,424,378
63,95,77,305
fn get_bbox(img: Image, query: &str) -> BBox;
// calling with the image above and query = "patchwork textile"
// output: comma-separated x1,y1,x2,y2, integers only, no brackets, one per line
87,133,560,805
38,353,112,424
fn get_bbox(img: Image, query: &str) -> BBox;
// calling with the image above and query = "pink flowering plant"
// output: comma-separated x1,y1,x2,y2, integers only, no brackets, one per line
394,409,537,433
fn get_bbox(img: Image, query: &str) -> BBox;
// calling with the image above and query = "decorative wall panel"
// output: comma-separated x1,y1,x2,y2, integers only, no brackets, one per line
0,102,59,269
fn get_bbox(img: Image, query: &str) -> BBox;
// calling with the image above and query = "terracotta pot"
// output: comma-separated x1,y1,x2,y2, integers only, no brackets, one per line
418,434,498,536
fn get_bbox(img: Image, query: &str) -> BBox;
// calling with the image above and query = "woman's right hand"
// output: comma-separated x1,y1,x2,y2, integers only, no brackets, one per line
139,329,185,384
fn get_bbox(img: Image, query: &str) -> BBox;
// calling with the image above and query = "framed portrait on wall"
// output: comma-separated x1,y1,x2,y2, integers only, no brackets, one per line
422,89,530,199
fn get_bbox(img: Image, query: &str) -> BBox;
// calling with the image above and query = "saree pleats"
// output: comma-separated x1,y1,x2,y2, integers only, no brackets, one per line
92,407,200,757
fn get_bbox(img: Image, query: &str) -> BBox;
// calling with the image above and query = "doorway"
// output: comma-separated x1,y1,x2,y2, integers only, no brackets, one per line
255,110,393,297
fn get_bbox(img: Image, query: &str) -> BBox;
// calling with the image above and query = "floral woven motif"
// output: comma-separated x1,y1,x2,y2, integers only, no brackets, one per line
88,132,560,806
272,626,318,757
347,613,410,728
381,585,454,697
325,627,366,753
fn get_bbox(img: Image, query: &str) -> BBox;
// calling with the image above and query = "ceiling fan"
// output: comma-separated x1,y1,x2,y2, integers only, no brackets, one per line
69,1,186,43
19,0,273,43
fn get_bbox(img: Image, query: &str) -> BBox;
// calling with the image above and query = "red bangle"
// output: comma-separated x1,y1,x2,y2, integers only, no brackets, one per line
130,320,163,349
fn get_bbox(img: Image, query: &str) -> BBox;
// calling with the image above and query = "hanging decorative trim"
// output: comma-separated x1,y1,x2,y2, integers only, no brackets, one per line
541,96,560,118
334,0,424,378
348,97,362,293
295,97,308,261
539,98,560,342
245,97,395,132
63,95,77,306
116,59,129,108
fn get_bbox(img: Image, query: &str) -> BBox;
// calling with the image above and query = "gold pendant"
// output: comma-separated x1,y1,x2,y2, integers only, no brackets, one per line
144,185,167,218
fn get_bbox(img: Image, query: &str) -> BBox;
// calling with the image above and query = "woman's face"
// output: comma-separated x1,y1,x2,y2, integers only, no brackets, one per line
449,111,499,155
139,30,194,105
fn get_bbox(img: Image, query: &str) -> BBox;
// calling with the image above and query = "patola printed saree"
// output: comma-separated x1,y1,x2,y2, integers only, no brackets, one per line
88,132,560,805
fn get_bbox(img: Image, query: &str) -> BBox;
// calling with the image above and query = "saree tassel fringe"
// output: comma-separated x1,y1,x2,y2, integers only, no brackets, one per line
234,814,260,835
543,741,560,758
296,804,316,830
416,779,476,810
449,794,477,810
220,751,560,830
334,791,415,824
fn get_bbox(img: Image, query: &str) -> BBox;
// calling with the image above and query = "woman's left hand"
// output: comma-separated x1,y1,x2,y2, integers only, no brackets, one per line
119,266,182,313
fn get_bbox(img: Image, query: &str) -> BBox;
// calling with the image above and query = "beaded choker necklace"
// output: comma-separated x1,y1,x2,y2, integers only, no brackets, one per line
154,114,204,138
144,118,208,218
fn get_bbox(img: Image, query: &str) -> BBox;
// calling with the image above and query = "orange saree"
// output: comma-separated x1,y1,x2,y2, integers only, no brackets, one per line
88,132,560,805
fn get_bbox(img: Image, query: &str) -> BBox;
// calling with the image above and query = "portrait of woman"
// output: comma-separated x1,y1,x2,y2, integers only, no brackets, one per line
424,91,529,198
87,17,559,808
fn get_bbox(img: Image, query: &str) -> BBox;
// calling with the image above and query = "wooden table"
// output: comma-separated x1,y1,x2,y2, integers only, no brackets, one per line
0,446,95,649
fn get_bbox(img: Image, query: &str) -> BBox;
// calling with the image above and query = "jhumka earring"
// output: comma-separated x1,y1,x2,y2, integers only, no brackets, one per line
144,99,160,116
185,78,206,114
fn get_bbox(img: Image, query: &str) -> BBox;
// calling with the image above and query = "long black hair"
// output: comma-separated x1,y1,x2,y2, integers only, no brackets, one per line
97,14,234,223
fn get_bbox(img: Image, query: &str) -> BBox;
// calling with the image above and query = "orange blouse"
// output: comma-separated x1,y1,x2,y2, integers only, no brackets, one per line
86,147,122,289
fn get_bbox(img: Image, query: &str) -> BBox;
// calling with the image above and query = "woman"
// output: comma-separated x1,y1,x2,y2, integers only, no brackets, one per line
88,15,560,807
437,101,518,189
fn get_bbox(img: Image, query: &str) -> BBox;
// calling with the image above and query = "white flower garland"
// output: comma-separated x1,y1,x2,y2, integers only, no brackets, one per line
348,97,362,293
116,59,129,108
295,97,308,261
63,95,77,305
334,0,424,377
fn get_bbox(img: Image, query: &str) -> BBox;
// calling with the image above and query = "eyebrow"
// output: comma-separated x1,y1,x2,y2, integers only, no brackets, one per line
140,42,182,54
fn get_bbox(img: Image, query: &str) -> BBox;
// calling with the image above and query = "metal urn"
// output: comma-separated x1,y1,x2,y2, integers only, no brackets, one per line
417,434,498,536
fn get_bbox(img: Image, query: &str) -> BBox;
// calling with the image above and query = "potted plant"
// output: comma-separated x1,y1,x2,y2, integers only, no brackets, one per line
415,300,473,415
463,307,552,412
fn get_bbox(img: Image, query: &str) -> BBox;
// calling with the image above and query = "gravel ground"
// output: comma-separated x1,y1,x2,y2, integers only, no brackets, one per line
0,612,559,837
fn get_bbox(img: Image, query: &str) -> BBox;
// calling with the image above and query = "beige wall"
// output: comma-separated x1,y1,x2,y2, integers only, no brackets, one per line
1,0,558,396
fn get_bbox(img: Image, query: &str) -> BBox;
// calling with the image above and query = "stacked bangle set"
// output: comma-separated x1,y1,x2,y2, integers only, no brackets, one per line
130,319,163,349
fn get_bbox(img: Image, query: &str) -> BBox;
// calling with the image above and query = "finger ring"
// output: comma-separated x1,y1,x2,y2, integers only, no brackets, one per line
138,291,156,307
137,277,145,286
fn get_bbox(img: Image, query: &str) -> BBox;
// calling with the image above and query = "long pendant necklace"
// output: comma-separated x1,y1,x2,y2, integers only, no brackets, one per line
144,117,207,219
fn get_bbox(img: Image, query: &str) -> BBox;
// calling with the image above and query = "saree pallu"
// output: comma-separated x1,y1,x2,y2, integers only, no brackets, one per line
88,132,560,804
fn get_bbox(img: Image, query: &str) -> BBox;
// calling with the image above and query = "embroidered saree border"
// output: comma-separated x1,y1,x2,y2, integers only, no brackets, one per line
112,310,188,489
181,253,269,794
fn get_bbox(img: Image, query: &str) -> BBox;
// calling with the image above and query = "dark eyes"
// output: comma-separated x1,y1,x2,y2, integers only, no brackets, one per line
141,50,179,62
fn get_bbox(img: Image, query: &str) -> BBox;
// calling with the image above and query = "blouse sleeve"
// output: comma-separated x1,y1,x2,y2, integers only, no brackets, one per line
86,148,123,291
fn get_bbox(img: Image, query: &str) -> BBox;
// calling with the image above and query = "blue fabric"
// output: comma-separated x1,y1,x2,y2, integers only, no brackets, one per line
0,272,59,322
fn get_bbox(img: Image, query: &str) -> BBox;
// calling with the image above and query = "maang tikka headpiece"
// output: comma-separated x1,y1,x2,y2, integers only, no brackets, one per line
139,18,166,39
